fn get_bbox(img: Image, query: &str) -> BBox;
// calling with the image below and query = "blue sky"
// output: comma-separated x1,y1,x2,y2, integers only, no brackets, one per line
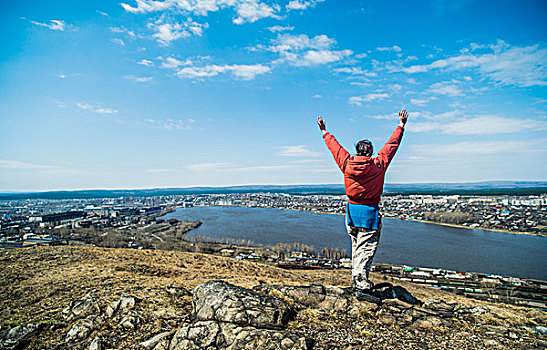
1,0,546,191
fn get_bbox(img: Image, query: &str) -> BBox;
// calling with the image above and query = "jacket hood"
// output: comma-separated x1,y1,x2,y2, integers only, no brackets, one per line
346,156,376,176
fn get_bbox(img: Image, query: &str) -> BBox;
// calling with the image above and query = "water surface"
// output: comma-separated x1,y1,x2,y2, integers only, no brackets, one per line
162,206,547,280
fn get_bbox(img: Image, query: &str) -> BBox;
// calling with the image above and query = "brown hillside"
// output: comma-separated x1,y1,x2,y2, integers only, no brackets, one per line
1,246,545,349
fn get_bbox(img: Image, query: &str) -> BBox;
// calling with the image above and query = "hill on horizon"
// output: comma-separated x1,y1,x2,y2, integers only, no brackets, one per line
1,181,547,200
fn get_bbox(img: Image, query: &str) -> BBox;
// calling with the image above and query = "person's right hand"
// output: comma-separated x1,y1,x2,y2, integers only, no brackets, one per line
317,116,326,131
399,109,408,126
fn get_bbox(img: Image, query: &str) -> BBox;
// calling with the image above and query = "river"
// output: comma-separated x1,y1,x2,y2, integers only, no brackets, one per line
161,206,547,280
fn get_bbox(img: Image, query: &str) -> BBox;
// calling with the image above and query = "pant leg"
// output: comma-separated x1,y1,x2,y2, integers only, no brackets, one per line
346,218,382,290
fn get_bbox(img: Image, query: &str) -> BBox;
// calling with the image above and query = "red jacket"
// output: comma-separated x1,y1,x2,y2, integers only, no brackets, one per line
323,126,404,205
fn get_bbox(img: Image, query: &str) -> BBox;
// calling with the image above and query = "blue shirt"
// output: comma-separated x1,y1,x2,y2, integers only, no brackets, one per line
346,202,379,230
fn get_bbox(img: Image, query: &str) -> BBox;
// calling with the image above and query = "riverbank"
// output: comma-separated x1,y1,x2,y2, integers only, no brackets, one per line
389,216,547,238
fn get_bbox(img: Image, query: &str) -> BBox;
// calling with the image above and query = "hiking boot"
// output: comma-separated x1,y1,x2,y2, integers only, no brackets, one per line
392,286,422,305
355,288,382,305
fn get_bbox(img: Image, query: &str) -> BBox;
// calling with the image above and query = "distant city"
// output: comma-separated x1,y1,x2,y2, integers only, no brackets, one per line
1,192,545,249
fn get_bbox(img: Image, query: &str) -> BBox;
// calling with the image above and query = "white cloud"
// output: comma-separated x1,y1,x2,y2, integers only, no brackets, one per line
286,0,325,10
59,74,66,79
333,66,377,77
399,40,547,87
312,94,322,99
0,159,56,170
160,56,269,80
76,102,118,115
110,26,136,39
233,1,281,24
125,75,153,83
30,19,69,31
376,45,402,53
299,49,352,66
145,118,193,130
267,33,352,66
147,17,207,45
175,63,270,80
428,80,463,96
410,98,428,106
278,145,320,157
121,0,174,13
137,59,154,66
161,56,192,69
408,115,547,135
121,0,281,24
111,38,125,46
267,25,294,32
348,93,389,106
348,96,365,106
97,10,109,16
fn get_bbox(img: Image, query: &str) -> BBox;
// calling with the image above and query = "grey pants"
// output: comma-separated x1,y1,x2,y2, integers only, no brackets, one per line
346,217,382,290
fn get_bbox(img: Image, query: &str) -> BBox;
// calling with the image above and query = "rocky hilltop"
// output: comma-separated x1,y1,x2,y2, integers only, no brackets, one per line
1,246,546,349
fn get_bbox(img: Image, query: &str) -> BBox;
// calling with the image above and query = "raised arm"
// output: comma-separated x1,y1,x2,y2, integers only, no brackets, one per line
318,116,350,172
377,109,408,165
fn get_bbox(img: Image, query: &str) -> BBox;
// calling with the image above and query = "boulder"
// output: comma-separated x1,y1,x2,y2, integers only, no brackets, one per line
119,311,140,330
193,280,296,329
89,337,104,350
253,284,353,312
169,321,312,350
106,296,136,318
66,315,103,343
63,295,100,322
140,331,173,350
0,324,42,350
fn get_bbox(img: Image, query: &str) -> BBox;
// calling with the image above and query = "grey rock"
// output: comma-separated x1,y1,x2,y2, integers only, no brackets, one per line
169,321,312,350
253,284,353,312
411,316,444,329
0,324,42,350
140,331,173,350
166,284,191,297
119,311,140,330
469,306,489,315
66,315,102,343
422,299,455,318
153,338,171,350
377,315,396,327
483,339,500,347
106,296,136,318
525,325,547,336
483,325,506,336
63,295,100,322
193,280,296,329
89,337,103,350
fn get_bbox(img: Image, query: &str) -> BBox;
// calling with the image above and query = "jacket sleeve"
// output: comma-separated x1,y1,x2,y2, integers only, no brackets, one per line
323,132,350,172
377,126,404,165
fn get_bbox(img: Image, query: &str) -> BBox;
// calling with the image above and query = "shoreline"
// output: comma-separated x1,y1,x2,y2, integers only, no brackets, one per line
185,204,546,238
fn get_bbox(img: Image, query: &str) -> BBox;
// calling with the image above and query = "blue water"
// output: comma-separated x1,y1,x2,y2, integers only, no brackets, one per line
162,206,547,280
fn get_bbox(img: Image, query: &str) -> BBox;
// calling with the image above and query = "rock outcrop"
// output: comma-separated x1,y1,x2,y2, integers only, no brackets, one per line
170,280,312,350
0,324,44,350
